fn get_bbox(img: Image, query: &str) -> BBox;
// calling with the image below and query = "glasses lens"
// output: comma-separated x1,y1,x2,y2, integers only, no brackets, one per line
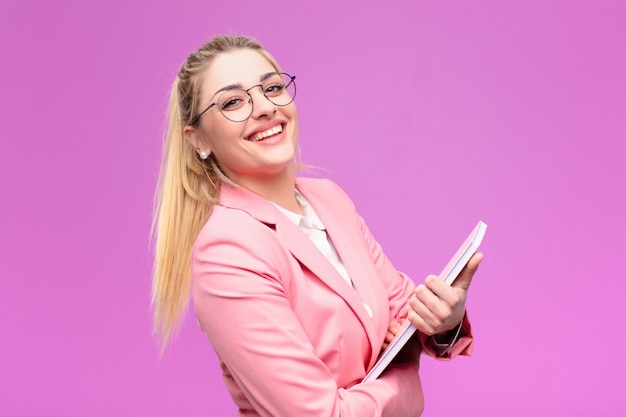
263,73,296,106
218,89,252,122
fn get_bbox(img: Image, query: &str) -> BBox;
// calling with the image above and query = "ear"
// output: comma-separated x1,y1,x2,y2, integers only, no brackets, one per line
183,125,211,157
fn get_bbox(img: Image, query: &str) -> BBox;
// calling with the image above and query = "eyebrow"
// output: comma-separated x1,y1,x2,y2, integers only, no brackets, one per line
208,72,280,101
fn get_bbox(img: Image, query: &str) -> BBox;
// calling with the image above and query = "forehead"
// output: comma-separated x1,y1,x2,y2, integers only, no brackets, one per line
201,49,277,96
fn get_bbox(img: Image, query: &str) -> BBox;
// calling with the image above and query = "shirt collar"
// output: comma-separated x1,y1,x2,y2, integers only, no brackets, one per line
274,190,326,231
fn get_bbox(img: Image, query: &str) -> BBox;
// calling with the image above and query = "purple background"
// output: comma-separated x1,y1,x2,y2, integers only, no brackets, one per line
1,0,625,416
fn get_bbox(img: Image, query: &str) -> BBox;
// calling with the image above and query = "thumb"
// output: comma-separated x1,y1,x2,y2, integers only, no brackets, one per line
451,252,484,291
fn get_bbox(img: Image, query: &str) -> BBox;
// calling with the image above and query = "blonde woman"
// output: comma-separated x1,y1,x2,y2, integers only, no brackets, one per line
152,35,482,417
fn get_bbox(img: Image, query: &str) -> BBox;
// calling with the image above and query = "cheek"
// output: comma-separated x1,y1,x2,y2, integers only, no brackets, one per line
291,121,300,142
289,103,299,120
203,121,245,150
286,105,299,132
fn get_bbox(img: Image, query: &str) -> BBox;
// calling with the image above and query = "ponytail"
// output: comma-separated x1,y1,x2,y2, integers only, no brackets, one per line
151,35,280,352
151,79,218,352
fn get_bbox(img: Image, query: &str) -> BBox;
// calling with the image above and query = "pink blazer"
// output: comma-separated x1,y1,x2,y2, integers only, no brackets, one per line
191,177,473,417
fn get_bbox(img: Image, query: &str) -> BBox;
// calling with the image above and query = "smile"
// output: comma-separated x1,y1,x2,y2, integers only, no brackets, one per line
248,124,283,142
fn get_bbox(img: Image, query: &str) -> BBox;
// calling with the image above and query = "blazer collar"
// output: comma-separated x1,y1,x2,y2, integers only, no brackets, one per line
217,181,354,298
217,181,279,225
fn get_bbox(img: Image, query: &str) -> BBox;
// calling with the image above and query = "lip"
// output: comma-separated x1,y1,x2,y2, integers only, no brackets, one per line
244,120,286,142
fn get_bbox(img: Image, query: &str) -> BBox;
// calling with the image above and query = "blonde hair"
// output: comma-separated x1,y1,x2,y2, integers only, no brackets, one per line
151,35,282,351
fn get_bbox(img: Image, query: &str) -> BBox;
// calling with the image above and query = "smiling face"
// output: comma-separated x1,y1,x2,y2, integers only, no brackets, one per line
184,48,299,187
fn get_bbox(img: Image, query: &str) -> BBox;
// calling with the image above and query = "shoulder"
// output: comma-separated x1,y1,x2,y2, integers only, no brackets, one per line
191,203,291,285
195,203,277,250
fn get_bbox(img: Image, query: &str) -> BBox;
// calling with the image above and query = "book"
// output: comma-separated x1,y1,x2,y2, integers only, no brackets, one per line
362,220,487,382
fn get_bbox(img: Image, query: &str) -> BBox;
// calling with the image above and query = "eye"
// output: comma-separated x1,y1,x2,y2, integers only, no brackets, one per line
221,98,243,110
264,82,286,96
219,90,249,110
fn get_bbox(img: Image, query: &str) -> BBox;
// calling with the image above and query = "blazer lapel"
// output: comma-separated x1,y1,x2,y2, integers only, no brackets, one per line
296,180,383,358
273,216,367,310
218,183,375,324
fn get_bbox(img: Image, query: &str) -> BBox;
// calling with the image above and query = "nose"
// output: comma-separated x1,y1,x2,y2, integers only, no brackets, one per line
248,85,276,119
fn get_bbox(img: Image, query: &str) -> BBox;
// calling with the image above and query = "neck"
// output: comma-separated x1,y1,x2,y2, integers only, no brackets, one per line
228,167,303,215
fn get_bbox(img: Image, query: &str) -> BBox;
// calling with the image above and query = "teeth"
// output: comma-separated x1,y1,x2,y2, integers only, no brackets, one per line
249,124,283,142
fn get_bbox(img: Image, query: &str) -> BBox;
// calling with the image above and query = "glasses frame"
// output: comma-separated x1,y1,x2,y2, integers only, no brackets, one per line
190,72,296,125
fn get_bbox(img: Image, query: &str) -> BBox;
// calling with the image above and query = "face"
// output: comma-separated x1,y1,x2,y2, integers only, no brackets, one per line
185,49,299,185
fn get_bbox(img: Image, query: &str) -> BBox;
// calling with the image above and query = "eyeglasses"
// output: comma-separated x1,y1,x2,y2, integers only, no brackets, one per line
191,72,296,125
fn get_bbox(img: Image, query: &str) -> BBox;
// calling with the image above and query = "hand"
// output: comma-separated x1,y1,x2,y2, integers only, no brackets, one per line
383,319,422,369
382,319,403,350
407,252,483,336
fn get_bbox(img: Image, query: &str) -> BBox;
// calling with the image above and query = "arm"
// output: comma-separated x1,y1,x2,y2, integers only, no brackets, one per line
326,180,475,360
191,216,425,417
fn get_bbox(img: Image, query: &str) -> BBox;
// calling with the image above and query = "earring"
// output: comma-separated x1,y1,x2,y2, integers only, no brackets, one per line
198,150,209,160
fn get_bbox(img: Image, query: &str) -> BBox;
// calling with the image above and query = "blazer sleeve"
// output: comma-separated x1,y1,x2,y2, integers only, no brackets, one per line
325,180,474,360
191,213,425,417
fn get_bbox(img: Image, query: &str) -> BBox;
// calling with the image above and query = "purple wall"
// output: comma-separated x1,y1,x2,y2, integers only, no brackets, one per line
1,1,624,415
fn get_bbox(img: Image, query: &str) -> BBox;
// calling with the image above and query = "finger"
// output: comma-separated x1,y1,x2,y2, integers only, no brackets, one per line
414,281,442,306
420,278,467,333
413,284,443,323
410,291,445,332
424,275,454,300
387,323,398,335
424,276,463,310
416,280,456,313
407,307,437,335
388,320,401,335
451,252,484,291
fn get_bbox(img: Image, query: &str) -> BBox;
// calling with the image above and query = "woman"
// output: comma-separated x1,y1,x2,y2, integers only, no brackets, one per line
152,35,482,417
